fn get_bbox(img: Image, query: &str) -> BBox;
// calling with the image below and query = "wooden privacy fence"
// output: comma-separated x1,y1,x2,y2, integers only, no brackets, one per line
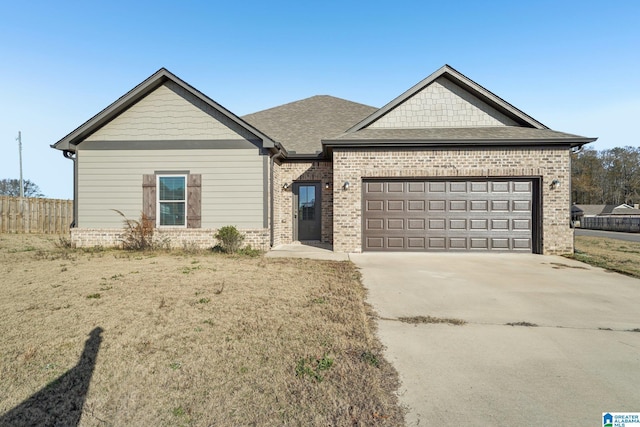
0,197,73,234
581,216,640,233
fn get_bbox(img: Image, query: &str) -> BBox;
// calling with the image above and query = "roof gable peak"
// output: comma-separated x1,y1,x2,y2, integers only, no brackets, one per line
346,64,548,133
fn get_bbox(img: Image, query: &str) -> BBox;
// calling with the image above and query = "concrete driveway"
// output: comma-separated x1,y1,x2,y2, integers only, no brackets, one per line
350,253,640,426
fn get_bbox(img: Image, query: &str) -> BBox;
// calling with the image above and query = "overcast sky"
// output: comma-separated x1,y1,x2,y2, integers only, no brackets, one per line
1,0,638,199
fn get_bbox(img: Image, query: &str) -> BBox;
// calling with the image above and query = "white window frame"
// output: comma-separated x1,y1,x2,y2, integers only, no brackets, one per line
156,174,188,228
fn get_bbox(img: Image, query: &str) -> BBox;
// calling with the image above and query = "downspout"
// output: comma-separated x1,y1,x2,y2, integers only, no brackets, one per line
270,149,285,248
63,150,77,228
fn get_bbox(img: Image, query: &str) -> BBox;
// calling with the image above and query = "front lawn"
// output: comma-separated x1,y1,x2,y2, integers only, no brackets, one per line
0,234,403,426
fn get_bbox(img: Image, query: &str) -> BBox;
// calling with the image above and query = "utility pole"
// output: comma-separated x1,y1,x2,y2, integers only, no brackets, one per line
16,131,24,198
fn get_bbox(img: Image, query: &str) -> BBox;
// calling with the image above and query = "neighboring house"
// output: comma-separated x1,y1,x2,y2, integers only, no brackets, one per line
51,65,596,254
574,203,640,232
572,204,640,225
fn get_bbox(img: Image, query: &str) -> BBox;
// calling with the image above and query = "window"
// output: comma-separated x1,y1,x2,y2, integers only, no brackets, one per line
143,173,200,228
157,175,186,227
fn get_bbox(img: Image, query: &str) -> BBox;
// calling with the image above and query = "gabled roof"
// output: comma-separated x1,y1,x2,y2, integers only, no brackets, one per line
242,96,376,156
52,68,278,152
323,64,597,152
346,64,548,132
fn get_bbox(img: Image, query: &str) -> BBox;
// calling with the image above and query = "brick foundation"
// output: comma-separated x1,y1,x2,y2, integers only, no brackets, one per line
70,227,270,251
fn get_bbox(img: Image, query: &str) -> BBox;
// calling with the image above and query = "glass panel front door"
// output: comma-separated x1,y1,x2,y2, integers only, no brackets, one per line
294,183,321,240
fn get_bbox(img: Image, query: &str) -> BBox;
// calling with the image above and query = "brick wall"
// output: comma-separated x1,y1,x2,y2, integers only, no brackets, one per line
70,227,270,250
272,161,333,246
332,147,572,255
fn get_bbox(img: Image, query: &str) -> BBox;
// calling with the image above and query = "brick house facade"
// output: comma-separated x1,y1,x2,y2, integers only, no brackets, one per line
52,65,595,254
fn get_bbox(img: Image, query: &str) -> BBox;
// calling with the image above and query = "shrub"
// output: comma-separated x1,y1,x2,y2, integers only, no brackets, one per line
214,226,245,253
112,210,154,250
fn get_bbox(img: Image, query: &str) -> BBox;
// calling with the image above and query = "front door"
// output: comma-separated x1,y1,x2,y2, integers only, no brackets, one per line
293,182,321,241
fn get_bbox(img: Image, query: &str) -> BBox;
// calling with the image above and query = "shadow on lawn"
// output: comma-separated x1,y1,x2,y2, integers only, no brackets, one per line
0,327,103,427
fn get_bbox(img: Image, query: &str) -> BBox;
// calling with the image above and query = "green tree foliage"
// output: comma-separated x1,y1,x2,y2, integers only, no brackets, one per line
572,146,640,205
0,179,44,197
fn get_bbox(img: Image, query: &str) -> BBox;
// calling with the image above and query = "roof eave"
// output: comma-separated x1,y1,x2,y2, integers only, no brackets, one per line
322,137,597,155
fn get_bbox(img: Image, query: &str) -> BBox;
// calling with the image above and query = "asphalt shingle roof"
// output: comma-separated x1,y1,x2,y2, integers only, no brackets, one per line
242,95,377,155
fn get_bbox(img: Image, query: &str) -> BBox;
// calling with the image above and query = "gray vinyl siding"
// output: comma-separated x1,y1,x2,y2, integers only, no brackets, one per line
85,82,259,142
77,148,265,228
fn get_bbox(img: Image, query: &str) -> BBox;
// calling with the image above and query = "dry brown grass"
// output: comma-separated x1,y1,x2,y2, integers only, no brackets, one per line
0,234,403,426
571,235,640,279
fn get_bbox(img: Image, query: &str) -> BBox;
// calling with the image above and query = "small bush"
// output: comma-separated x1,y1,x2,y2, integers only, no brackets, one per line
237,245,262,257
113,210,154,250
214,226,245,253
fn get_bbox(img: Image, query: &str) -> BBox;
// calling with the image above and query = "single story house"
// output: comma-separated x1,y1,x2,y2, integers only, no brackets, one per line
572,204,640,225
573,203,640,232
52,65,596,254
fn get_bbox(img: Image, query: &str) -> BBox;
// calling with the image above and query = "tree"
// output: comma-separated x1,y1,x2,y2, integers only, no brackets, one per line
571,146,640,205
0,179,45,197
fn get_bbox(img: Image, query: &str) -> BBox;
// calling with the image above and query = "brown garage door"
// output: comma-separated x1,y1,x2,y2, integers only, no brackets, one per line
363,179,535,252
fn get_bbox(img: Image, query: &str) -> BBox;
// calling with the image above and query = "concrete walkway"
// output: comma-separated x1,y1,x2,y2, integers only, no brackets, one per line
265,243,349,261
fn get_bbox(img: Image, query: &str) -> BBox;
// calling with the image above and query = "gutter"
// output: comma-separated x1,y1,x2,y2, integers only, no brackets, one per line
62,149,78,228
269,148,286,248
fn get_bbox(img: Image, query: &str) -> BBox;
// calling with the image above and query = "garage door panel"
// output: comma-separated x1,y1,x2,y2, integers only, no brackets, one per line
408,200,426,211
513,238,532,249
363,179,534,252
387,218,404,230
366,200,384,211
387,237,405,249
492,182,510,192
366,237,384,249
387,200,404,211
408,182,425,192
470,181,489,192
429,237,446,249
428,219,446,230
429,182,446,192
448,238,468,249
407,237,426,248
470,238,489,249
449,200,467,211
408,218,426,230
470,200,488,211
428,200,446,211
387,182,404,192
513,181,532,192
366,218,384,230
513,200,531,211
367,182,384,193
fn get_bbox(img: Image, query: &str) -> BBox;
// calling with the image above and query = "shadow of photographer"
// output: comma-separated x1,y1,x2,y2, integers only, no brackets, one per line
0,327,103,427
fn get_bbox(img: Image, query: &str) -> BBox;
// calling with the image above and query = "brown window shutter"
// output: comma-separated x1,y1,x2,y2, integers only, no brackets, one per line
142,174,156,223
187,174,202,228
